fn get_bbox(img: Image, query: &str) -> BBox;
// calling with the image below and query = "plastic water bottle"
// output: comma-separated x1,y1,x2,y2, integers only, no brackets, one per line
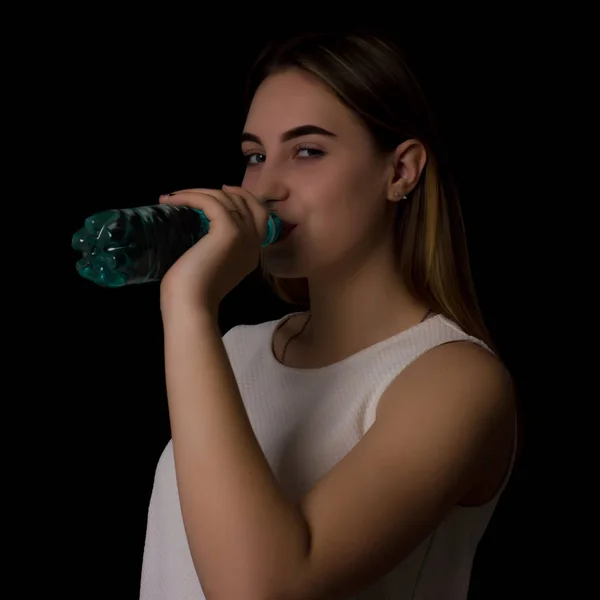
72,204,283,288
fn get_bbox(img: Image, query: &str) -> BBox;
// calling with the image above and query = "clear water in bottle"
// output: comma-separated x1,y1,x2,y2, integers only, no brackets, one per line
72,205,283,287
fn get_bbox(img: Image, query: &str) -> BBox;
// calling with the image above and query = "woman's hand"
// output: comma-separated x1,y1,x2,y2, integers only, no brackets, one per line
159,185,269,316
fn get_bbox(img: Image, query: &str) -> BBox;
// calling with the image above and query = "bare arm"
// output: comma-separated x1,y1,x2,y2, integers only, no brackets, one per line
163,309,310,599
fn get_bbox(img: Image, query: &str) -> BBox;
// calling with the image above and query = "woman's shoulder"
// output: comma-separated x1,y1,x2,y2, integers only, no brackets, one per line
377,339,517,506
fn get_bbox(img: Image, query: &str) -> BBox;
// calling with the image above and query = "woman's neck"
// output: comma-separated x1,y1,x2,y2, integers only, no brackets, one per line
301,272,429,365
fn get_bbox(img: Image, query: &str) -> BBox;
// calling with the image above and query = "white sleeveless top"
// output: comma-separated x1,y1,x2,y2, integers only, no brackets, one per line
140,312,517,599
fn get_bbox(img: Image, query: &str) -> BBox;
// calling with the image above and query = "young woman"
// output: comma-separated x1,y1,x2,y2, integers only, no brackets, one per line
140,31,518,600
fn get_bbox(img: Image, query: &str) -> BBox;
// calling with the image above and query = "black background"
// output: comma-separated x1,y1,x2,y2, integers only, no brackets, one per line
25,13,558,599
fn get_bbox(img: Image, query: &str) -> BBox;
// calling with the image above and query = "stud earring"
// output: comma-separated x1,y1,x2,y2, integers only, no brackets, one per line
393,192,407,200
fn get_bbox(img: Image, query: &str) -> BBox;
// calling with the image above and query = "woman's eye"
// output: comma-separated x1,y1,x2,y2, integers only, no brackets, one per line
243,146,325,166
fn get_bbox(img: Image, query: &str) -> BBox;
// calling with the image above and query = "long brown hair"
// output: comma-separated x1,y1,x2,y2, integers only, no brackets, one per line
243,30,494,350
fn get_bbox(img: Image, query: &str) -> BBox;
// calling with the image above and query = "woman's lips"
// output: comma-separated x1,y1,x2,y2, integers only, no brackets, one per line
276,221,298,243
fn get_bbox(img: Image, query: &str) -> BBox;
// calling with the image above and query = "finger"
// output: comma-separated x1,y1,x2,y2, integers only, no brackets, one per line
161,189,247,218
194,189,250,224
158,189,205,204
223,185,269,239
160,191,236,230
163,188,222,196
159,189,224,206
219,186,253,220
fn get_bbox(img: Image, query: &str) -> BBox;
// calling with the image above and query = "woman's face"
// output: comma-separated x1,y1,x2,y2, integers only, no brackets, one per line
241,68,398,280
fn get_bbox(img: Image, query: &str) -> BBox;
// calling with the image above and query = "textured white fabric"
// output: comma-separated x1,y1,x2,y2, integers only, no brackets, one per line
140,313,516,599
